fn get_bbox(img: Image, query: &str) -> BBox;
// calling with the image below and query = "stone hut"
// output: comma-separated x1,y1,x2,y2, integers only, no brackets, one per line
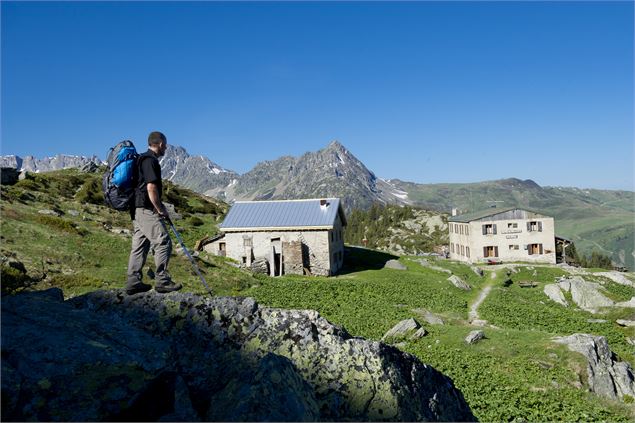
204,198,346,276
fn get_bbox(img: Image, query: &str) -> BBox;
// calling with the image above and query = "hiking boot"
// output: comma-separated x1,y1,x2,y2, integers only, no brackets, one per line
155,282,182,293
125,282,152,295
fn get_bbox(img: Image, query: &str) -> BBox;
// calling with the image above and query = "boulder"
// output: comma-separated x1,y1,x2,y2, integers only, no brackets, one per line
553,334,635,401
616,319,635,327
596,272,635,288
543,284,568,307
411,308,445,325
448,275,471,291
163,203,182,221
1,289,475,422
470,266,484,277
38,209,62,217
382,318,421,342
418,259,452,274
384,260,407,270
557,276,614,313
616,298,635,308
465,330,485,345
411,327,428,339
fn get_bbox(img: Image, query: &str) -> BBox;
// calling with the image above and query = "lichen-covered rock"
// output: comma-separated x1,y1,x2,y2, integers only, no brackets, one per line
553,333,635,401
2,289,475,422
448,275,471,291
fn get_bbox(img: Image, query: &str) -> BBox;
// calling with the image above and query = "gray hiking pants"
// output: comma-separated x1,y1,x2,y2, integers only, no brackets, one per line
127,208,173,288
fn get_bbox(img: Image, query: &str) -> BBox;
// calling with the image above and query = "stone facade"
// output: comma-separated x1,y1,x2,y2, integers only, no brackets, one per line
204,213,345,276
448,208,556,264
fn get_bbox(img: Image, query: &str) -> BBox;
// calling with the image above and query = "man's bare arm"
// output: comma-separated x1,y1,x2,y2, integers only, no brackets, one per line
147,182,168,218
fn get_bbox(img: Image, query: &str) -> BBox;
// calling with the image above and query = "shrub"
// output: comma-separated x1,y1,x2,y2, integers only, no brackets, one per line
36,215,87,236
189,216,204,226
75,178,104,205
0,265,31,294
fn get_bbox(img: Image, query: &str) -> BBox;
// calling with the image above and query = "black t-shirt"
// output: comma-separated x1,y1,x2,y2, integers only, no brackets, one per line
135,150,163,210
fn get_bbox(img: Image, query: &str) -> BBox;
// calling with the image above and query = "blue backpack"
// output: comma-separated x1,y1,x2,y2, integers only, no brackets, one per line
102,140,139,211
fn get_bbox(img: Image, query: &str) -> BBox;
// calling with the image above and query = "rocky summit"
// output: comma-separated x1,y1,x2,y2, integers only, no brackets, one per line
1,289,475,422
204,141,410,211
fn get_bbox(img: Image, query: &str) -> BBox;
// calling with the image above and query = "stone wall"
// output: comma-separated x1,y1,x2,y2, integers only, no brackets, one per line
206,229,332,276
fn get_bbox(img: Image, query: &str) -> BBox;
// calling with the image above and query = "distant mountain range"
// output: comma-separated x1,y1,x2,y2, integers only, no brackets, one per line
2,142,633,269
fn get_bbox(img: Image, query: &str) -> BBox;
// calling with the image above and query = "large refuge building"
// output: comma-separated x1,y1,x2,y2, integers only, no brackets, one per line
448,207,556,264
203,198,346,276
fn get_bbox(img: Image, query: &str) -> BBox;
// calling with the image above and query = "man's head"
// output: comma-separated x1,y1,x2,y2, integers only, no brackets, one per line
148,131,167,157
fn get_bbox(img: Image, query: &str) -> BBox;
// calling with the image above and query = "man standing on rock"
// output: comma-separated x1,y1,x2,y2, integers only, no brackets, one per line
125,131,182,295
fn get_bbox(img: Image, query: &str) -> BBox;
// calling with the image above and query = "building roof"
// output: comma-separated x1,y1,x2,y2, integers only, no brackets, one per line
219,198,346,230
448,207,548,223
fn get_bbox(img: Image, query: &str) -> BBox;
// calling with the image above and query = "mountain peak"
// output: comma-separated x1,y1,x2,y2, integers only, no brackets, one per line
325,140,347,152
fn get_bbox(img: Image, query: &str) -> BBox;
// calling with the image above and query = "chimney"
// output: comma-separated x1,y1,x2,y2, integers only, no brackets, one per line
320,199,329,209
451,208,458,216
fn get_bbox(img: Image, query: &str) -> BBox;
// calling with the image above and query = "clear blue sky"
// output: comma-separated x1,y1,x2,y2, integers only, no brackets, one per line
2,1,633,190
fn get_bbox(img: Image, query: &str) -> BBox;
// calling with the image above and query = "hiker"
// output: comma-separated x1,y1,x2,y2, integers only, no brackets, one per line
125,131,182,295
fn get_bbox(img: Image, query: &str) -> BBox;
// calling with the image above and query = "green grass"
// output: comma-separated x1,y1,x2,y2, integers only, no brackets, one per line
2,169,634,422
244,255,634,421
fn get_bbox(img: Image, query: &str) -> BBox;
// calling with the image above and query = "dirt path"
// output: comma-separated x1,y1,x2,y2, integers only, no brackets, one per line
468,284,493,326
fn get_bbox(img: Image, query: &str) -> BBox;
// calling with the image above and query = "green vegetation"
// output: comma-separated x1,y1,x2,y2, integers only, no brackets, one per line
1,169,633,421
578,250,614,270
345,204,448,254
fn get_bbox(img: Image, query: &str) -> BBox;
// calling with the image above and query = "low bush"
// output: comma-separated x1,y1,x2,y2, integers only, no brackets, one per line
0,265,31,294
75,178,104,205
36,215,88,236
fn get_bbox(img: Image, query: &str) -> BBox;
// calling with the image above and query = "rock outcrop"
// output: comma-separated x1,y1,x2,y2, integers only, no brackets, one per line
412,308,445,325
553,334,635,401
448,275,471,291
543,283,568,307
544,277,622,313
381,318,427,342
1,289,475,422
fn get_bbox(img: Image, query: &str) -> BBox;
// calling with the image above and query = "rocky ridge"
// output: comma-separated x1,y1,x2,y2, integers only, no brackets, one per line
1,289,475,422
0,154,101,173
205,141,410,211
159,145,239,194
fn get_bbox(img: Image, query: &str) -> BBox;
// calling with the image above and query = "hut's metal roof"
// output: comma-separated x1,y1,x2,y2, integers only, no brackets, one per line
220,198,346,230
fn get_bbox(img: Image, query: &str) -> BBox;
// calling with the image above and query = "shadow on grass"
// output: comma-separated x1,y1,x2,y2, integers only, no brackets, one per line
338,246,399,275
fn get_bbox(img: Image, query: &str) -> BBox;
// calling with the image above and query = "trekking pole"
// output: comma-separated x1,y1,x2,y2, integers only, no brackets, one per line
166,220,214,297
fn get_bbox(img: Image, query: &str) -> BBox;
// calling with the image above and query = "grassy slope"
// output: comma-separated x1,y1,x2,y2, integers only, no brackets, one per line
2,170,634,421
245,255,634,421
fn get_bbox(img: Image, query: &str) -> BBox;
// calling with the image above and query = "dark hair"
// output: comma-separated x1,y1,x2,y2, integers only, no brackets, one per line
148,131,167,146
